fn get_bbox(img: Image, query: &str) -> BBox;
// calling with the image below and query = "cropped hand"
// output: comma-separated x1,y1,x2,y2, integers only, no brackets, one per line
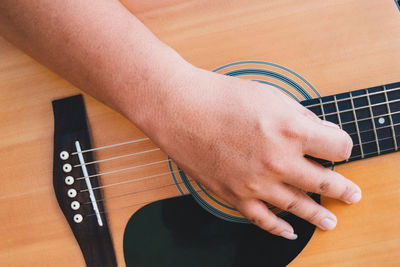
142,65,362,240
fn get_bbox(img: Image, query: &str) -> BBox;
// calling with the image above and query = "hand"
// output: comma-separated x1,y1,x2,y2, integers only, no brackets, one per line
138,64,361,240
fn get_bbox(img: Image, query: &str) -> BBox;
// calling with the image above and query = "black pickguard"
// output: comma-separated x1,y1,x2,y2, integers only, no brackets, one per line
123,194,319,267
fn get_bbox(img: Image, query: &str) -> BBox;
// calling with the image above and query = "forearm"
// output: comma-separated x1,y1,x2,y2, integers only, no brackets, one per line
0,0,189,132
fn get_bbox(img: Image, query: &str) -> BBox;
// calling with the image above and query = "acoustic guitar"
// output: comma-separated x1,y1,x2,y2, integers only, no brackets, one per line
1,0,400,266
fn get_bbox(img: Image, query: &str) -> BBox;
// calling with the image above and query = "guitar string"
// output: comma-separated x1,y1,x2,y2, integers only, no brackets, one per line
86,200,152,217
84,181,280,218
84,186,203,218
84,181,187,205
70,137,150,155
70,102,400,168
75,131,400,212
68,88,400,159
68,89,400,190
85,182,196,218
79,170,179,192
83,177,192,205
83,180,284,220
316,108,400,127
352,134,399,149
75,133,400,194
79,145,398,213
73,148,160,168
77,125,398,184
348,147,395,161
86,203,281,219
82,118,400,218
78,88,400,217
304,85,400,109
319,97,400,117
70,122,400,187
75,159,171,180
69,120,400,196
71,119,400,171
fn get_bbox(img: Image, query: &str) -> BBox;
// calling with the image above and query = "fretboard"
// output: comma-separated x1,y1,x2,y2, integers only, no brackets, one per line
301,81,400,167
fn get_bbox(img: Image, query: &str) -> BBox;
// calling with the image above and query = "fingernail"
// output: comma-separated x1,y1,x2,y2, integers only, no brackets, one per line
346,192,362,204
280,231,298,240
319,218,337,230
322,120,340,129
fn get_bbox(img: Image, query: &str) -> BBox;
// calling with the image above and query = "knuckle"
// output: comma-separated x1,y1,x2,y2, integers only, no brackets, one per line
339,184,353,200
298,127,314,149
281,121,304,140
255,217,280,234
318,179,331,194
228,187,243,200
245,180,262,194
247,216,279,233
338,134,353,160
263,160,286,176
218,187,240,205
305,209,320,222
247,215,265,228
265,223,279,234
243,208,281,234
285,197,300,212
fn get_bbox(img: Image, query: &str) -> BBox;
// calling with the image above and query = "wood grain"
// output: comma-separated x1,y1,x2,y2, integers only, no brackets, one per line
1,0,399,266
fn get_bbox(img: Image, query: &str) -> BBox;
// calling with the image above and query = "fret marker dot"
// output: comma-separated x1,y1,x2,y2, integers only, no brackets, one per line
378,117,385,125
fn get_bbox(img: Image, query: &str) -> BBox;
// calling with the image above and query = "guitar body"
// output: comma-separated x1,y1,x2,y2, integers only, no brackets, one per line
1,0,400,266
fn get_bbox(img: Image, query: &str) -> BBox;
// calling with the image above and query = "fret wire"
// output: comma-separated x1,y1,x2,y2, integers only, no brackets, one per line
383,85,398,151
333,95,347,162
304,86,400,109
319,97,332,169
349,92,364,158
366,89,381,155
333,95,343,129
312,97,400,119
319,98,326,120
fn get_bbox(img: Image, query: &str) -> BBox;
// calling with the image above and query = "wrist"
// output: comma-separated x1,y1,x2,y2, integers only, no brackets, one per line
123,47,197,142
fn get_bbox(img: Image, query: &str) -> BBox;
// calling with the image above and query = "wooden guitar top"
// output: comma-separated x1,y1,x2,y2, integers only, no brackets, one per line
0,0,399,266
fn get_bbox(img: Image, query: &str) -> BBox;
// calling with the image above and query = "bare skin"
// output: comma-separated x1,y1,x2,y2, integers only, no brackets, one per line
0,0,361,240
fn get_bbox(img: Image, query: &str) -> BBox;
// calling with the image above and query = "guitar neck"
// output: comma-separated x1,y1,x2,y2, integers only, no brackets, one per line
301,81,400,166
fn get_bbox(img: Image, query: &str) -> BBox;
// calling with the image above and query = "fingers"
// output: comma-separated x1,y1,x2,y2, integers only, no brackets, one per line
300,115,353,162
236,199,298,240
276,91,352,162
287,157,362,204
265,184,338,231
